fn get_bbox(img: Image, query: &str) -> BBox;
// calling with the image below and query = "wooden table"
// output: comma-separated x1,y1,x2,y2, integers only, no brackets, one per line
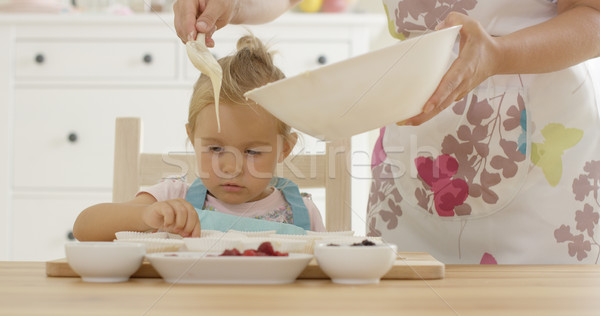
1,261,599,315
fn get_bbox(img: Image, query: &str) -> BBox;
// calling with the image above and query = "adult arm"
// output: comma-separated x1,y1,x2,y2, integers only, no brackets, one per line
174,0,302,46
405,0,600,125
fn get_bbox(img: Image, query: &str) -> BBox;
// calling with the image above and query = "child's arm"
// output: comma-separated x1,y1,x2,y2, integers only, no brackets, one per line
72,193,201,241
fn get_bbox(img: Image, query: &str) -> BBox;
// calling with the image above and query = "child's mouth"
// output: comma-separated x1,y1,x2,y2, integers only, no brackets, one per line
221,183,243,192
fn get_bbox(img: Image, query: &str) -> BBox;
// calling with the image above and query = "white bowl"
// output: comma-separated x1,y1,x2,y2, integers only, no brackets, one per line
146,252,314,284
314,242,397,284
245,26,461,141
65,242,145,283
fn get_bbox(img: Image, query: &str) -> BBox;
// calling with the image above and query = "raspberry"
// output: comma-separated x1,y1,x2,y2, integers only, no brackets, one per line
243,249,257,256
220,248,242,256
257,242,275,256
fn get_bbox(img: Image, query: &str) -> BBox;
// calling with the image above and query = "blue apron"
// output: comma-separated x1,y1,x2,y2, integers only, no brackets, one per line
185,177,311,234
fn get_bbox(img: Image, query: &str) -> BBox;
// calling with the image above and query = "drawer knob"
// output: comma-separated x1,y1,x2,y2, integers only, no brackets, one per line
317,55,327,65
143,54,153,64
35,54,45,64
67,231,75,241
67,132,78,143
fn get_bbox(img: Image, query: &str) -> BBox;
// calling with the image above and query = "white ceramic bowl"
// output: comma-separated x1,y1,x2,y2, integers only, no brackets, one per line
245,26,461,141
314,242,397,284
146,252,314,284
65,242,145,283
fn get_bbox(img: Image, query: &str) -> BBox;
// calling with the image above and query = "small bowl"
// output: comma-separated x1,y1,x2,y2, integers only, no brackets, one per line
65,242,145,283
314,242,397,284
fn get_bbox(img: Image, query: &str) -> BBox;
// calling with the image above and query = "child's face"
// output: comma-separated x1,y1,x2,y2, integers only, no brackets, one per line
188,102,293,204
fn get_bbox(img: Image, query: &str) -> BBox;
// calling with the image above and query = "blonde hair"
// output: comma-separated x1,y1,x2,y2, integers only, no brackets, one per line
188,34,292,141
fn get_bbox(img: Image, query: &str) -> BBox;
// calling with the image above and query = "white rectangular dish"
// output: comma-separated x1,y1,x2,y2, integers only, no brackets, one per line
145,252,313,284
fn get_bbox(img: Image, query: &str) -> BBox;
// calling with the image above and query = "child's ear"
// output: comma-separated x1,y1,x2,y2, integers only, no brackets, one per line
186,123,193,146
278,132,298,163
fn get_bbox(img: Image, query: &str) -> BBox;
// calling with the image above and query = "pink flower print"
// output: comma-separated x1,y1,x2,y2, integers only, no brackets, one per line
554,223,596,262
573,174,594,201
480,252,497,264
569,234,592,261
503,93,525,131
466,95,494,127
457,124,489,158
415,154,469,216
584,160,600,182
554,224,573,243
452,96,468,115
380,199,403,229
575,204,599,237
490,139,526,178
572,160,600,201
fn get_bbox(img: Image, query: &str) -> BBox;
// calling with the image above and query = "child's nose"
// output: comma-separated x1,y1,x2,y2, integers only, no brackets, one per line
219,150,243,177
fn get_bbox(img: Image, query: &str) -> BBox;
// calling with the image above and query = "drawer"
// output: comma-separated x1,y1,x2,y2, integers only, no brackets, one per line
11,195,108,261
273,41,351,77
184,40,351,81
13,88,191,189
15,40,178,81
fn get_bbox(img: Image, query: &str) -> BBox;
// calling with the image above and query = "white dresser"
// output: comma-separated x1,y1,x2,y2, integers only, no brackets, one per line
0,12,385,261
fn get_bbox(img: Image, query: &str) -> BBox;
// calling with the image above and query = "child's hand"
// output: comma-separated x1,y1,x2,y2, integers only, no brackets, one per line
142,199,201,237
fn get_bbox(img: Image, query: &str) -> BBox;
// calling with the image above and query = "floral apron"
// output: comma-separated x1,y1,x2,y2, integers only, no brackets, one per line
368,0,600,264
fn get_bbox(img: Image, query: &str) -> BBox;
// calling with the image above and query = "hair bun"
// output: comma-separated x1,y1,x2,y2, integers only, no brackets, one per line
234,34,275,69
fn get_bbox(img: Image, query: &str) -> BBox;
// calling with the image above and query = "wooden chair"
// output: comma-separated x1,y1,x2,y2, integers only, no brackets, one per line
112,117,352,231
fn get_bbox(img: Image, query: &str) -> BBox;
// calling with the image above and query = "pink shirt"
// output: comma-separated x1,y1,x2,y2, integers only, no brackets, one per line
140,179,326,232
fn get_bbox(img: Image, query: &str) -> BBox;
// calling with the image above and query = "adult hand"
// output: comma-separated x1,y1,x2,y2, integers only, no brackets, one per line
173,0,239,47
142,199,201,237
401,12,501,126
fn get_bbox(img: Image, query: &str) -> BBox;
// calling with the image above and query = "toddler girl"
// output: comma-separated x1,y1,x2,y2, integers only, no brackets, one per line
73,35,326,241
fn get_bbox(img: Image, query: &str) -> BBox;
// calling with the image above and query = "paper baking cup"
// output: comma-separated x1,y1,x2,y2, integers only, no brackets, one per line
115,231,169,240
167,233,184,240
183,237,243,253
269,234,323,254
115,238,184,253
306,231,355,237
227,230,277,238
200,230,222,237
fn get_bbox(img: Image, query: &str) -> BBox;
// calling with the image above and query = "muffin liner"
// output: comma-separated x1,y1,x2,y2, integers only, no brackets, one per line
227,230,277,238
306,230,355,237
166,233,184,240
268,234,323,254
183,237,244,253
115,238,184,253
115,231,168,240
200,230,222,238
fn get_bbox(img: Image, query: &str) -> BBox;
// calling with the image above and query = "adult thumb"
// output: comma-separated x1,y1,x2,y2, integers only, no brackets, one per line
195,4,224,33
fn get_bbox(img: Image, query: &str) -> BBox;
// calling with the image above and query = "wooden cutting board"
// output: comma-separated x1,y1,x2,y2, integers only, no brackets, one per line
46,252,444,280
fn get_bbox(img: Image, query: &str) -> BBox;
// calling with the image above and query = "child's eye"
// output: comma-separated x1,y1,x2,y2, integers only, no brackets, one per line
208,146,224,153
245,149,261,156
